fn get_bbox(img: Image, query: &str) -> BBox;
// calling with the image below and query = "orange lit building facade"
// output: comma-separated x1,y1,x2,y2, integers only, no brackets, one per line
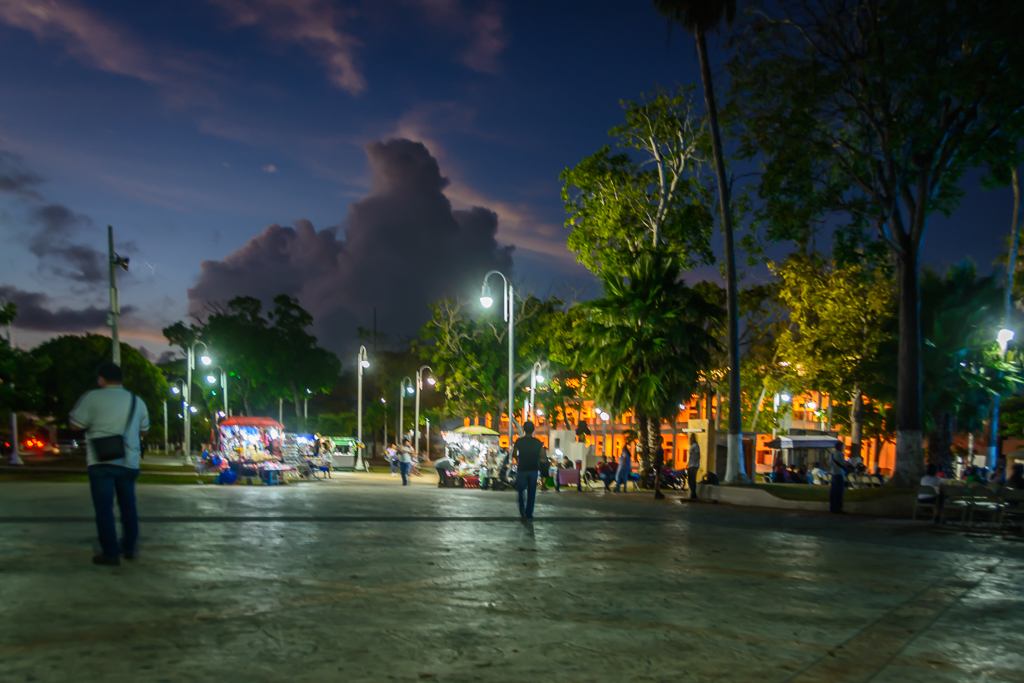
462,391,900,475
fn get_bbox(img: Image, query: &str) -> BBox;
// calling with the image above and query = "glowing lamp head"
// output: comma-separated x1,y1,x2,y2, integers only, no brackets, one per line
200,355,212,366
189,406,198,414
535,374,544,383
479,281,493,308
360,359,370,368
806,401,818,410
171,386,180,394
998,328,1015,346
406,386,414,394
380,397,386,403
536,408,544,416
427,377,436,385
780,393,791,403
601,412,610,422
206,375,216,384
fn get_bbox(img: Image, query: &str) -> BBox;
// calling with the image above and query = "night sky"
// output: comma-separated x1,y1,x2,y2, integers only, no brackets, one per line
0,0,1018,360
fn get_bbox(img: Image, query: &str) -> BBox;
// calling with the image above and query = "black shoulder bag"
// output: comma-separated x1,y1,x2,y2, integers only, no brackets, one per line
91,394,138,463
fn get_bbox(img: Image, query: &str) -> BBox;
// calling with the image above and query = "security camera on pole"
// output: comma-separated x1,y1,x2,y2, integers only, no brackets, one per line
107,226,129,366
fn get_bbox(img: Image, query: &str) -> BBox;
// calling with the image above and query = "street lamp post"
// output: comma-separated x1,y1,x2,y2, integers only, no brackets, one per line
163,401,168,454
381,397,388,448
425,417,431,461
185,341,211,460
524,362,545,422
480,270,515,449
205,366,229,417
170,380,187,453
415,365,435,459
399,377,414,444
357,346,369,471
107,225,129,366
989,328,1015,469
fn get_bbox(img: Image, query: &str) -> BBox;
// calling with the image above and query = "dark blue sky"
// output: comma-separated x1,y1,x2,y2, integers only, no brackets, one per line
0,0,1017,357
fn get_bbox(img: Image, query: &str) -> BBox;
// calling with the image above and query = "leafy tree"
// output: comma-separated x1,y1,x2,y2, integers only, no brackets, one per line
729,0,1024,484
316,412,356,437
576,251,723,474
29,334,169,443
773,254,895,460
0,303,47,416
562,86,714,275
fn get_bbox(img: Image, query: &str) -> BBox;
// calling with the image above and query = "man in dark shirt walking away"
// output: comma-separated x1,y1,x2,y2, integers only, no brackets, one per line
69,362,150,566
652,442,666,500
511,421,546,521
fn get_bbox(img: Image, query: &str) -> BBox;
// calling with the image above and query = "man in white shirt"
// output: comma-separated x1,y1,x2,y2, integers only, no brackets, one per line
69,362,150,566
919,464,942,502
686,438,701,499
829,442,851,514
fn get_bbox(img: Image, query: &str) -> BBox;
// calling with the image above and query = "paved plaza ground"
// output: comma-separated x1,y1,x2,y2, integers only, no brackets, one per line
1,473,1022,683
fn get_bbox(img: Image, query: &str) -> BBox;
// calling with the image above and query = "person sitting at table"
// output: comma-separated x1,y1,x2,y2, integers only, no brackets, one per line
596,457,616,491
1009,463,1024,490
919,464,942,505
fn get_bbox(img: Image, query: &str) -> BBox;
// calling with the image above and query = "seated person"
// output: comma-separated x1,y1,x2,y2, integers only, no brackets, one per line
919,464,942,504
871,466,886,485
1010,463,1024,490
791,465,809,485
965,466,984,484
771,455,788,483
596,457,617,491
810,465,829,485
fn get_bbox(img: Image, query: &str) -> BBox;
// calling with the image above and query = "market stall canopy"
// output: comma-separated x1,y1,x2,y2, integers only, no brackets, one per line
453,426,500,436
220,416,285,430
764,435,842,449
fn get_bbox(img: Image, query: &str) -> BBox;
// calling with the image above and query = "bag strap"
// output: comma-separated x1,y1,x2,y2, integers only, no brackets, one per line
122,394,137,439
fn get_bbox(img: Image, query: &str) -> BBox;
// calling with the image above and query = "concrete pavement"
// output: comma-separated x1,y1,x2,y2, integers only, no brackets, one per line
0,476,1021,682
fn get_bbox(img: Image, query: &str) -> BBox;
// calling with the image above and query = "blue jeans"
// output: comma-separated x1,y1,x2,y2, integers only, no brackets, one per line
516,469,539,519
615,467,629,490
88,464,140,558
399,461,411,485
390,457,397,474
830,475,845,513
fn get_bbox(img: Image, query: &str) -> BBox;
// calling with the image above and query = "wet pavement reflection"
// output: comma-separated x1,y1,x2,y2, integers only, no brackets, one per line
1,476,1022,682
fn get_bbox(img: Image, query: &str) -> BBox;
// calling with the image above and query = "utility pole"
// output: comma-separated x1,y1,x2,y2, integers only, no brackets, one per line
163,401,168,453
107,226,128,365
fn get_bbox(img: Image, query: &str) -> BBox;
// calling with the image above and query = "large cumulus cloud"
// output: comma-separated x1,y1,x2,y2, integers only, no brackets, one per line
188,139,514,351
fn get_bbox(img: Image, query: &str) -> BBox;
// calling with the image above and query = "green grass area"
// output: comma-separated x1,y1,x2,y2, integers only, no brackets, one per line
139,462,193,472
754,483,915,502
0,471,218,485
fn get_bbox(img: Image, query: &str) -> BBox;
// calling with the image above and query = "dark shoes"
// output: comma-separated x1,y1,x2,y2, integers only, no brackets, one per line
654,492,666,500
92,554,120,566
123,551,136,560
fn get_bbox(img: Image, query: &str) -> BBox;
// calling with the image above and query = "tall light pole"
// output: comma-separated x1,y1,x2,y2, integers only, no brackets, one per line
381,397,388,447
480,270,515,449
414,365,435,458
107,226,129,366
425,417,431,460
357,346,369,470
170,380,187,453
205,366,229,418
990,328,1015,469
399,377,414,443
304,388,311,429
524,361,545,422
185,341,211,459
163,400,168,454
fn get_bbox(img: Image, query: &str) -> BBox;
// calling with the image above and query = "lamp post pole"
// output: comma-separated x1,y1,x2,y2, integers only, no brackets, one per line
481,271,515,449
163,401,168,454
107,226,128,366
415,365,433,459
185,341,210,461
990,329,1016,469
357,346,369,471
525,361,544,423
425,417,431,461
399,377,413,444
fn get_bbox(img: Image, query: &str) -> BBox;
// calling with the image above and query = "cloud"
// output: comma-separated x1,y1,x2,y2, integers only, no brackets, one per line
0,144,106,283
0,0,159,82
262,164,278,173
188,138,514,351
0,149,43,199
413,0,507,74
209,0,366,95
0,285,135,332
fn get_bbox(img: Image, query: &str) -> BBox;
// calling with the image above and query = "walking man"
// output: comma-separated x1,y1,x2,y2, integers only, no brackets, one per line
686,437,701,499
613,439,633,492
511,421,545,521
69,362,150,566
653,441,666,500
829,442,851,514
397,438,413,486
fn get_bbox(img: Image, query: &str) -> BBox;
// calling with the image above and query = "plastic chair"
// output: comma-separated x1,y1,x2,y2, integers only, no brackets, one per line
939,486,973,524
913,485,940,520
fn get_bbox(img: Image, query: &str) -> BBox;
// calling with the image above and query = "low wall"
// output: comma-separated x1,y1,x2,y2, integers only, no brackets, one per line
696,484,915,517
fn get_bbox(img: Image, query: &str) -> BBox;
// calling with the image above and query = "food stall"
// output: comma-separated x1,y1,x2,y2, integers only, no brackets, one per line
214,416,296,483
322,435,360,469
440,425,502,487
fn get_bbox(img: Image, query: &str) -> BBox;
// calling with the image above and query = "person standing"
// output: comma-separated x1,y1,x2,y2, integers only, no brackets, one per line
686,438,701,499
511,421,545,521
652,442,666,500
386,443,398,477
829,442,851,514
69,362,150,566
397,438,413,486
614,440,632,492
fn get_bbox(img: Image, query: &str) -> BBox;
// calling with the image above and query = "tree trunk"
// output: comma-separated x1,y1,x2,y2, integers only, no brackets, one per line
749,383,768,432
290,379,302,419
636,411,651,478
873,437,883,473
243,392,252,417
647,415,661,478
696,27,743,484
849,385,863,462
894,245,925,486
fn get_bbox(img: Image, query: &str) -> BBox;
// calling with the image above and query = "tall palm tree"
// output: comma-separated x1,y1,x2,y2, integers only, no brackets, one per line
577,251,723,474
654,0,743,482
